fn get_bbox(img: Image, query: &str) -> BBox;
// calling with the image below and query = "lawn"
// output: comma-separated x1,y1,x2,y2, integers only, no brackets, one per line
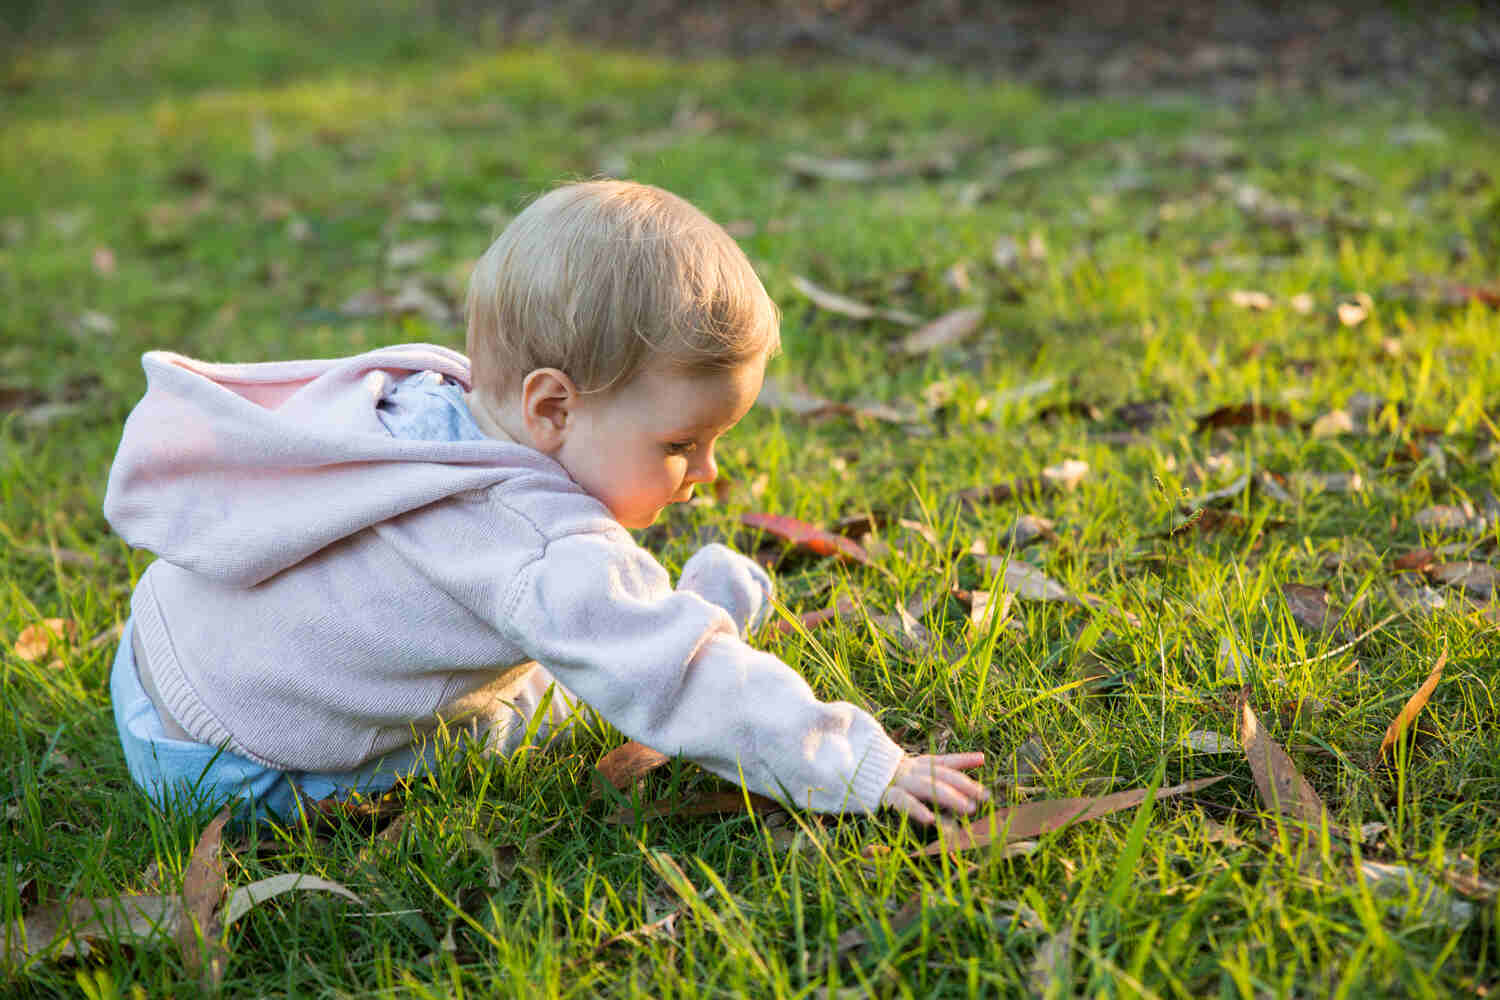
3,3,1499,996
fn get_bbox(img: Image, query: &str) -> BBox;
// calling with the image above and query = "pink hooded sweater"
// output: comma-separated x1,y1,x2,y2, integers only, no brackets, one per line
102,344,903,814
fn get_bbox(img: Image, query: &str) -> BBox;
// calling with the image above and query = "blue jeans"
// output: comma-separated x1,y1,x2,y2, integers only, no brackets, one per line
110,618,580,823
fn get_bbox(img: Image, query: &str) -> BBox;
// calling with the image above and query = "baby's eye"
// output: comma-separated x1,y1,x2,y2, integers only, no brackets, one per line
665,441,697,456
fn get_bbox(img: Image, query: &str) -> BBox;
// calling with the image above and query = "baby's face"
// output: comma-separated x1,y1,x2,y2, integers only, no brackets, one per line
557,351,769,529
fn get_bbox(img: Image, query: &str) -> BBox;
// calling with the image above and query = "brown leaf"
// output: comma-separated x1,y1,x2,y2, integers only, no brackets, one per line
741,513,870,565
1281,584,1340,634
4,894,182,964
1380,641,1447,760
605,789,781,824
916,776,1225,856
1195,403,1295,431
1238,693,1327,834
1393,548,1436,572
595,741,670,792
13,619,76,663
1429,561,1497,598
788,275,919,325
176,807,231,987
899,307,984,354
1228,289,1272,311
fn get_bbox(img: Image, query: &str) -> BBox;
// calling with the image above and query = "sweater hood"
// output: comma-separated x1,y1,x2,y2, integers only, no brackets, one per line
104,344,572,587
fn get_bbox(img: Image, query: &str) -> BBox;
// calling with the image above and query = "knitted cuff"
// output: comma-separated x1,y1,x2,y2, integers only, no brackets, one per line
677,543,774,636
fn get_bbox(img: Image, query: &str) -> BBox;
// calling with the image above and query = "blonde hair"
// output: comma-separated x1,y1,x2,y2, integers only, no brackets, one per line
466,180,780,399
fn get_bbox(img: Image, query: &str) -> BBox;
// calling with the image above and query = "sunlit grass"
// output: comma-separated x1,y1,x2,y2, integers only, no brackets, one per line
3,1,1500,996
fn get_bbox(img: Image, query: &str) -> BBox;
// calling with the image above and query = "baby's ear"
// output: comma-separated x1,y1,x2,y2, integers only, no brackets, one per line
520,368,577,453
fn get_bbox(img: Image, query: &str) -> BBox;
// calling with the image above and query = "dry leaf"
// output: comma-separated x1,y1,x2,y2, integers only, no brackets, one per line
1429,561,1497,598
1000,515,1056,550
595,741,670,792
1028,926,1072,996
1041,459,1089,492
221,874,362,927
1310,410,1355,438
1413,503,1480,534
1229,289,1272,311
4,895,182,964
1337,293,1373,327
1379,641,1446,760
770,596,859,637
741,513,870,564
917,776,1224,856
1358,861,1473,925
1290,292,1316,314
605,789,781,824
899,307,984,354
1442,853,1499,902
1238,694,1327,834
1281,583,1341,634
13,619,75,662
1195,404,1295,430
176,806,231,987
385,238,437,269
788,275,919,325
1181,731,1238,753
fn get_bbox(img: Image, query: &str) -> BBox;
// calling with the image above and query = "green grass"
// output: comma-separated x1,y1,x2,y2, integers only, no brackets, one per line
4,3,1500,996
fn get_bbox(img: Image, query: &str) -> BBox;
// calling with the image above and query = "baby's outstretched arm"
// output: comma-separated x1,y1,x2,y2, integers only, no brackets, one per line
881,752,989,826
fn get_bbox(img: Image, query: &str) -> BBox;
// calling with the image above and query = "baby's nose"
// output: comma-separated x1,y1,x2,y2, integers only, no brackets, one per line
692,450,717,483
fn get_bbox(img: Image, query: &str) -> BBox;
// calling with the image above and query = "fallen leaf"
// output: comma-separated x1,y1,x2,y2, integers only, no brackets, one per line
1195,404,1295,431
1429,561,1497,598
176,806,231,987
788,275,919,325
999,514,1056,550
221,874,362,927
784,151,954,184
1413,503,1481,534
1281,583,1342,634
1337,294,1373,327
606,789,781,824
770,596,859,637
1310,410,1355,438
1238,693,1327,836
91,246,116,276
991,235,1019,270
1041,459,1089,492
917,776,1225,856
1028,926,1073,998
13,619,76,662
386,238,437,269
899,306,984,354
1358,861,1473,925
1289,292,1316,314
741,513,870,565
1185,472,1251,508
1181,731,1238,753
1380,641,1447,760
1229,289,1272,311
595,741,670,792
1393,548,1436,572
1442,853,1499,902
339,282,457,326
4,895,182,964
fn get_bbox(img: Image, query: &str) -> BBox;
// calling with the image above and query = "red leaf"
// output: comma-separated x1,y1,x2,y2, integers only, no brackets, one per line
740,513,869,564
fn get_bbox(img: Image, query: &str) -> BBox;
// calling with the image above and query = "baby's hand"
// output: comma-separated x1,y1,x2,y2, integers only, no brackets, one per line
880,752,988,826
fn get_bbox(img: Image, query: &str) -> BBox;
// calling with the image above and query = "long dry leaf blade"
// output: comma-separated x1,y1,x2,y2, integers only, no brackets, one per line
916,776,1224,856
176,806,231,986
221,874,363,927
595,741,671,792
899,306,984,354
1238,694,1327,830
1380,641,1448,759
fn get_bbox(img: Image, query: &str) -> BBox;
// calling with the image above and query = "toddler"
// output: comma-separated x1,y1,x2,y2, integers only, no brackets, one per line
103,179,986,826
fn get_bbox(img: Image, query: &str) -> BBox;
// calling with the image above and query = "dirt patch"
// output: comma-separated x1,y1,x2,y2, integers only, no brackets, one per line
449,0,1498,109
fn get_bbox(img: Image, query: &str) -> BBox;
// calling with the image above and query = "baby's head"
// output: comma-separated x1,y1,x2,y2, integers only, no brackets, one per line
465,180,781,528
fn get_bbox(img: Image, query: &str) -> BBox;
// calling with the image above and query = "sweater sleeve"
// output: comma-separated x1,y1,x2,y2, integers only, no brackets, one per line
675,543,774,637
498,531,903,814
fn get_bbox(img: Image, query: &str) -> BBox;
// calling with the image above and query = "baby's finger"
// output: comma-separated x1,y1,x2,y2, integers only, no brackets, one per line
884,785,936,826
929,752,985,770
928,778,980,814
932,765,991,802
